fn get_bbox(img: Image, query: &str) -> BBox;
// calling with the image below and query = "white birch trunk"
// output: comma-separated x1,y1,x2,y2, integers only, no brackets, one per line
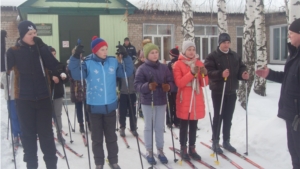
217,0,228,33
237,0,256,109
253,0,267,96
182,0,195,42
289,0,300,24
285,0,290,24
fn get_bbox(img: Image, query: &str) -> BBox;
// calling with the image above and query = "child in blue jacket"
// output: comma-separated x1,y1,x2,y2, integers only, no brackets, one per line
68,36,133,169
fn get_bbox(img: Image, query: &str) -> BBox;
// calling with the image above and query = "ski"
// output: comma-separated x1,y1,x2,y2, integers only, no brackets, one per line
120,136,130,148
81,133,87,146
54,137,83,158
209,141,264,169
171,147,215,169
169,147,198,169
167,127,178,140
56,149,65,159
127,128,144,144
140,151,160,169
200,142,243,169
61,130,68,136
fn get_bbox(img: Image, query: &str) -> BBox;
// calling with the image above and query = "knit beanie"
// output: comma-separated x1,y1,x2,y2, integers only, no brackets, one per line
18,20,37,40
91,36,108,53
169,46,180,58
289,18,300,34
182,41,196,54
218,33,231,45
143,39,159,58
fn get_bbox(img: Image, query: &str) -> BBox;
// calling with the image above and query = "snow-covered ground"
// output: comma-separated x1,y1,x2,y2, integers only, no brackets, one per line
1,65,292,169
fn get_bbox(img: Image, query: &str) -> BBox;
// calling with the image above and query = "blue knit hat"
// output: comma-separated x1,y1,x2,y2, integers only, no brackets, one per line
91,36,108,53
18,20,36,39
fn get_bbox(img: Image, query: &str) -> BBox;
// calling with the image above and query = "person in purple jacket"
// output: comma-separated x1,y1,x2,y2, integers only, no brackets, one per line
134,39,175,165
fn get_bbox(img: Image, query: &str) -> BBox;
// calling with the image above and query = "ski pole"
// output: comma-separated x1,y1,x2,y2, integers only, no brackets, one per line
213,77,227,165
116,100,119,132
34,37,70,169
7,115,10,140
202,74,213,131
63,84,75,132
151,90,155,169
166,91,178,163
4,69,17,169
244,81,249,156
79,49,92,169
74,106,77,132
121,56,144,169
62,89,74,143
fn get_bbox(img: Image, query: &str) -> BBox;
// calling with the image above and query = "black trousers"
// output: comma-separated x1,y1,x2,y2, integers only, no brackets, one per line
286,120,300,169
179,119,198,146
119,93,137,131
89,110,118,165
16,98,57,169
75,101,89,124
166,92,180,126
211,93,237,141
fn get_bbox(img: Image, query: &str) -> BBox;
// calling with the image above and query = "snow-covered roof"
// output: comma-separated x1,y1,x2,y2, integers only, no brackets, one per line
128,0,286,14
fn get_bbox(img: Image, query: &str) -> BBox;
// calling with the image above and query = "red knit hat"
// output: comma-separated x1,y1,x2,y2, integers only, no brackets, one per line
91,36,108,53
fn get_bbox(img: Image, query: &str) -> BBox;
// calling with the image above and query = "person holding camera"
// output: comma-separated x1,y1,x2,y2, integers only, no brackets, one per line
68,36,134,169
6,20,63,169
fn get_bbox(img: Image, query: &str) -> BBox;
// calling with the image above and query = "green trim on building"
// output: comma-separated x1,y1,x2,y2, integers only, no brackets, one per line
46,0,111,3
18,0,137,19
99,15,128,56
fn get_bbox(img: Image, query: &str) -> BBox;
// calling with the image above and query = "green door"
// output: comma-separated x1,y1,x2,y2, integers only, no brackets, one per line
59,16,99,65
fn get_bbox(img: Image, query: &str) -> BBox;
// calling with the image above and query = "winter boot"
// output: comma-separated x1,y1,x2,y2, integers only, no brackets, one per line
146,150,156,165
212,140,223,154
188,145,201,160
166,123,172,129
109,163,121,169
79,124,85,133
95,165,103,169
13,136,20,147
131,130,138,136
119,128,125,137
157,149,168,164
139,110,143,118
180,146,190,161
223,140,236,152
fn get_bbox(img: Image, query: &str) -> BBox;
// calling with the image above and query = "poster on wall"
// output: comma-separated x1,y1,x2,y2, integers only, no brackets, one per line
35,24,52,36
62,41,69,48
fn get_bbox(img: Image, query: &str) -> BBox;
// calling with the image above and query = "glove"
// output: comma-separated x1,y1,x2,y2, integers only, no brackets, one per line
74,45,84,59
116,45,128,57
200,66,207,75
60,73,67,80
191,66,200,75
162,83,170,92
33,36,45,47
149,82,158,91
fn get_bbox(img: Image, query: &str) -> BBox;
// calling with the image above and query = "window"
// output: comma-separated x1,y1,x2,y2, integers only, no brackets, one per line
143,24,174,62
194,25,219,60
236,26,243,57
270,25,288,64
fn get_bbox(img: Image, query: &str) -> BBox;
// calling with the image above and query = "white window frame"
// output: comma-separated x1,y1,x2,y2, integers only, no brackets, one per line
270,24,288,64
143,23,174,63
236,26,244,58
194,25,219,60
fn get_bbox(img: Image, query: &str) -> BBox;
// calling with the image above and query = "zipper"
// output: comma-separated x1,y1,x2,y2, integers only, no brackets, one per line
100,63,107,104
226,54,231,91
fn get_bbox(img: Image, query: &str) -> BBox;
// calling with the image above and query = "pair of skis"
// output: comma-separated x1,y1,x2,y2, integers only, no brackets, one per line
54,137,83,158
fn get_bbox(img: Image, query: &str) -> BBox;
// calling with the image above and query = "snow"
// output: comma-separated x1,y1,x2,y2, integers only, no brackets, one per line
1,65,292,169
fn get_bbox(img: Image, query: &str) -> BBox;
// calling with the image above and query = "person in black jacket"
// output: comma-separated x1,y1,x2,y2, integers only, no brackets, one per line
123,37,137,60
204,33,249,154
48,46,68,144
6,20,63,169
256,18,300,169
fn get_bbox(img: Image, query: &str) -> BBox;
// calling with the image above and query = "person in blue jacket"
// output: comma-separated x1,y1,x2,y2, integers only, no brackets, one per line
68,36,133,169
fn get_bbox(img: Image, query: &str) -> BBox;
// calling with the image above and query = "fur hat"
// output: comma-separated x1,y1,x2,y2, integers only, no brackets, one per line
289,18,300,34
182,41,196,54
143,39,159,58
18,20,36,39
91,36,108,53
218,33,231,45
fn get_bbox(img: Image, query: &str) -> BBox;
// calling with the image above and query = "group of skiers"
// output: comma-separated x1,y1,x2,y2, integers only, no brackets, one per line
1,18,300,169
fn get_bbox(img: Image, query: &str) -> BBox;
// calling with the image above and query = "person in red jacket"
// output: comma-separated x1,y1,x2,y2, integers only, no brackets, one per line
173,41,208,161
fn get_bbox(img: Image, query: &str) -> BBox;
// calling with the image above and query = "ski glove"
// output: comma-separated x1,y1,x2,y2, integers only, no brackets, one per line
149,82,158,91
162,83,170,92
116,45,128,57
74,45,84,59
200,66,207,75
33,37,45,48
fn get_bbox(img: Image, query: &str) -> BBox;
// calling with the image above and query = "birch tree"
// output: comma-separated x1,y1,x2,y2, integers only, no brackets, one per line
289,0,300,24
238,0,256,109
217,0,228,33
285,0,289,24
182,0,195,42
253,0,267,96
